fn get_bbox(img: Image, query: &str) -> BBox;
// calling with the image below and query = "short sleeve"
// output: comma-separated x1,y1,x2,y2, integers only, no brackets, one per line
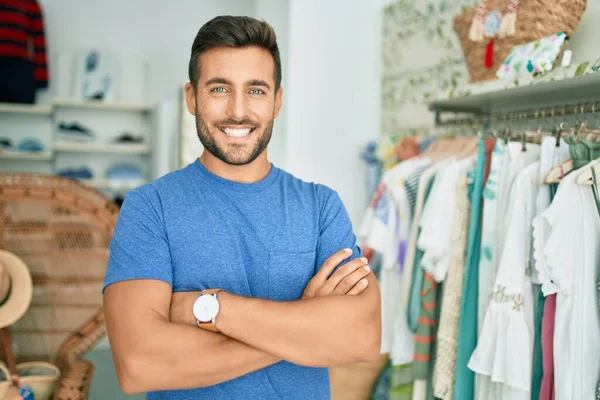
315,187,363,274
103,186,173,292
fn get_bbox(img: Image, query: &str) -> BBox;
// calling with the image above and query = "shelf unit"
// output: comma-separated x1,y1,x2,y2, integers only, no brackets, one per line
0,99,156,198
429,69,600,124
53,98,153,112
54,142,151,154
0,102,53,115
77,178,148,190
0,151,53,160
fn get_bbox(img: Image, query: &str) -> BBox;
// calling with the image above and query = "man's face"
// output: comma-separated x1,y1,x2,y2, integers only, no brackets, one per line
185,46,282,166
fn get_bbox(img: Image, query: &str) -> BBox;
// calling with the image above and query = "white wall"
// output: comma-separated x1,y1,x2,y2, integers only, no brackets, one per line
253,0,290,169
39,0,256,103
284,0,382,226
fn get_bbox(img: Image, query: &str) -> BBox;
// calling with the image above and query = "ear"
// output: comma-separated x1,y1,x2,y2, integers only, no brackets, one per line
184,82,197,116
274,86,283,119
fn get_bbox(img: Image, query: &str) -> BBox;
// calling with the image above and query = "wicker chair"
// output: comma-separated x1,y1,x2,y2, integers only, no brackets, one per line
0,173,119,399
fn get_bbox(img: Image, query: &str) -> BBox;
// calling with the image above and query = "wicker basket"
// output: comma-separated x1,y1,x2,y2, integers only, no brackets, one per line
454,0,587,82
0,361,60,400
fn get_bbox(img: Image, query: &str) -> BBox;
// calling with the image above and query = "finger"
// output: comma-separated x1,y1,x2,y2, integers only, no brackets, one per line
332,265,371,295
318,257,368,296
346,278,369,295
313,248,354,283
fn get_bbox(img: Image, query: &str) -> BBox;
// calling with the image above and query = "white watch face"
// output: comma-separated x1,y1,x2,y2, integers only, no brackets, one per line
192,294,219,322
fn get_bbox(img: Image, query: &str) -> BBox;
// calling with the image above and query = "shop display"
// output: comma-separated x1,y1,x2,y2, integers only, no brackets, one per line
454,0,586,82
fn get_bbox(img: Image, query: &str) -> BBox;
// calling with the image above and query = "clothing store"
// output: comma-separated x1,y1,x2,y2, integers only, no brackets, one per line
0,0,598,399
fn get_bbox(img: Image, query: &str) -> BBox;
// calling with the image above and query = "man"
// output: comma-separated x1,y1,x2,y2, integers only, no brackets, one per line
103,15,381,399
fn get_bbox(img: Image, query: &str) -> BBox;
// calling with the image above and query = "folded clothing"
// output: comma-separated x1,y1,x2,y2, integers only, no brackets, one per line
106,164,143,180
17,138,45,152
57,167,94,179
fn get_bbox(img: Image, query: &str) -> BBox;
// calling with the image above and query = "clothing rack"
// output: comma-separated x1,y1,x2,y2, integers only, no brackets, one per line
437,100,600,127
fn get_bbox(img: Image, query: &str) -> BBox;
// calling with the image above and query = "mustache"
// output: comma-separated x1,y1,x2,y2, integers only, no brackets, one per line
215,118,259,128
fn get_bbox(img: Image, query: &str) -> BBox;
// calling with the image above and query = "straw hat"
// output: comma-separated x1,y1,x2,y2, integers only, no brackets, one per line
0,251,32,329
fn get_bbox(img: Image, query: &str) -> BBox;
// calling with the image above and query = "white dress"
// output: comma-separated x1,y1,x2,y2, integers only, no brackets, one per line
478,141,506,333
469,161,540,400
532,163,600,400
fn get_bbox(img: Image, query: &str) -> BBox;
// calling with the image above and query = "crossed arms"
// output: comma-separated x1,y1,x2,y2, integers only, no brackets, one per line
104,250,381,394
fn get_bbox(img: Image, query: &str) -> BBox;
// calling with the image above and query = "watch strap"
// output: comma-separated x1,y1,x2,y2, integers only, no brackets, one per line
200,288,222,296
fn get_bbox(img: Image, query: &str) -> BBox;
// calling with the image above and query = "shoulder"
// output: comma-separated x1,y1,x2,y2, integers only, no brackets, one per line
120,163,198,216
276,167,338,203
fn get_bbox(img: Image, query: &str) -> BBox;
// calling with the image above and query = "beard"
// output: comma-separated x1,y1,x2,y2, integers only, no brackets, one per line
195,112,274,166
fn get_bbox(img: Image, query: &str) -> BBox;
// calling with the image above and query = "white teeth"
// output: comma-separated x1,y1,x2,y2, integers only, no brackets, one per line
222,128,251,137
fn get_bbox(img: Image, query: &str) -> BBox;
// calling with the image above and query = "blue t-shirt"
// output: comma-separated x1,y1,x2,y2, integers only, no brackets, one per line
104,159,363,400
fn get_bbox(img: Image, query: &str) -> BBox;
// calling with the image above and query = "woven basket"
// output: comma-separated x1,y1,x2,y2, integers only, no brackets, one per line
454,0,587,82
0,361,60,400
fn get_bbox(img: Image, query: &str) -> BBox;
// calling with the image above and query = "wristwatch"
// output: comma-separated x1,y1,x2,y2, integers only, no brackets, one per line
192,289,222,332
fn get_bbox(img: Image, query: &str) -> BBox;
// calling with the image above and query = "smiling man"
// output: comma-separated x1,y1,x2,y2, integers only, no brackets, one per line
103,16,381,400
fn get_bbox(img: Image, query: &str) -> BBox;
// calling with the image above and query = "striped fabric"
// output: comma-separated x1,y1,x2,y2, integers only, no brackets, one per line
413,272,439,378
405,165,427,216
0,0,48,87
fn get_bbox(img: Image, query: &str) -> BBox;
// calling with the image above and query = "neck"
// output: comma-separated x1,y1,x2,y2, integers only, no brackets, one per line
199,151,272,184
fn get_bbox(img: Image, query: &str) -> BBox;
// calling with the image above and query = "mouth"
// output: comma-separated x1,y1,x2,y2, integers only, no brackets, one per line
219,126,256,138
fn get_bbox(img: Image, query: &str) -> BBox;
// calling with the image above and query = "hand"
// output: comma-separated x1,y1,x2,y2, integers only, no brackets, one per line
302,248,371,299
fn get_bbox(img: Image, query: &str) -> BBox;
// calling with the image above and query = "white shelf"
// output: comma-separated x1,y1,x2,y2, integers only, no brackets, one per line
78,178,147,190
0,103,52,115
53,98,153,112
0,151,53,160
54,142,150,154
429,68,600,114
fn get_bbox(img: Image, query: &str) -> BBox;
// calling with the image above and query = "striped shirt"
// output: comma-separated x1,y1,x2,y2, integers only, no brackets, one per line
0,0,48,87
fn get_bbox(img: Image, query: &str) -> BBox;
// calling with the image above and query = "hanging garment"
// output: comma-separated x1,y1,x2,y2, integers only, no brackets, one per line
0,0,48,103
532,163,600,400
454,139,487,400
469,161,541,400
492,143,541,282
432,174,471,400
539,293,556,400
408,171,440,400
531,137,570,400
390,164,433,366
413,158,475,400
359,157,430,356
477,140,506,334
563,136,600,170
419,158,474,282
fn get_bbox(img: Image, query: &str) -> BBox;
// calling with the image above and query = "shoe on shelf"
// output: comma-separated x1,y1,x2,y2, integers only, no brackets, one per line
57,121,95,142
57,167,94,180
0,137,14,149
111,132,144,144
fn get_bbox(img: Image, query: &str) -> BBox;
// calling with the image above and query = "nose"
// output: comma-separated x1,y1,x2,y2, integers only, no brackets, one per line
226,90,249,121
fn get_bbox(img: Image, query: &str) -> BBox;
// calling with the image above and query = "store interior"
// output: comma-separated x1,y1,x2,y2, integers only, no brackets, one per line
0,0,599,399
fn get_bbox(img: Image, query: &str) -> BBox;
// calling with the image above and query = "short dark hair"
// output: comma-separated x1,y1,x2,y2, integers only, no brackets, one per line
188,16,281,92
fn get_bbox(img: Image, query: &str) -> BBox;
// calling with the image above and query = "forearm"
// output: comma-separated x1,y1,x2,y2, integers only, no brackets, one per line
217,275,381,367
112,318,279,393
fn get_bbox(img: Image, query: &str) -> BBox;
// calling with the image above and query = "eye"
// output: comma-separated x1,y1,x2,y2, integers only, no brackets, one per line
211,87,227,93
249,89,265,95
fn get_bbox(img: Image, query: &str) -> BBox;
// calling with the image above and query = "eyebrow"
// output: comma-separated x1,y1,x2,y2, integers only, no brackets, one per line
205,77,271,91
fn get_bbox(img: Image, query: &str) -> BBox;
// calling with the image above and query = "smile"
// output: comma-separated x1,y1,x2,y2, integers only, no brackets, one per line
220,127,255,138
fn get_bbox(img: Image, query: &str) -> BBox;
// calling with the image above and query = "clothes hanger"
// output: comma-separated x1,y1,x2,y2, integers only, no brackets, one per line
542,121,588,184
574,110,600,184
575,159,600,185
